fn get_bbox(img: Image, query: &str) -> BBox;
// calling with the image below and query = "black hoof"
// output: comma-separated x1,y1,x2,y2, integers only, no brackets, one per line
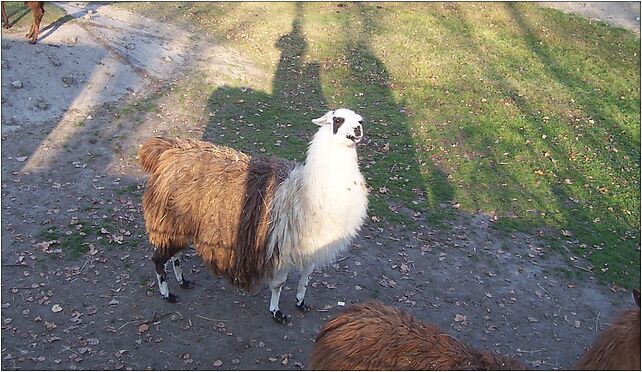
296,300,311,312
164,293,177,303
272,310,289,325
180,280,191,289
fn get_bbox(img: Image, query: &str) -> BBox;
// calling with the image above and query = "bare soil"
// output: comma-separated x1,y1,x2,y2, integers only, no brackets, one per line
1,3,636,371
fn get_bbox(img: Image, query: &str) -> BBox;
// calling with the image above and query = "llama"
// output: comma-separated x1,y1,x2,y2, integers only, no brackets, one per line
310,302,528,370
574,289,640,370
139,109,368,324
1,2,45,44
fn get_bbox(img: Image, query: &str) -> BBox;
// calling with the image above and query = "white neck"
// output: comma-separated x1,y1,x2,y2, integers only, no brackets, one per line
304,126,359,178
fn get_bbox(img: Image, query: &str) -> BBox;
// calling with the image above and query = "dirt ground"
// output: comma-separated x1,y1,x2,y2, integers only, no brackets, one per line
0,3,638,371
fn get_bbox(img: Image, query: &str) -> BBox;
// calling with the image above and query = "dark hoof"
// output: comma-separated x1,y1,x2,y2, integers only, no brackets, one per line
272,310,289,325
2,24,10,29
180,280,191,289
296,300,311,313
164,293,177,303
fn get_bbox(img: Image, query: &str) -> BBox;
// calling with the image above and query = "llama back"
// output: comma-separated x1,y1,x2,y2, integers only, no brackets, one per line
140,137,294,290
310,302,527,371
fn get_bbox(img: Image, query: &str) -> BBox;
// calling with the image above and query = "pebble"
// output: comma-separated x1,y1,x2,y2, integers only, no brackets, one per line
11,80,23,89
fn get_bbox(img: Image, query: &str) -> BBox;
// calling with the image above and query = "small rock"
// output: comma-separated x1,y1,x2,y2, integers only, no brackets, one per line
51,304,63,313
213,360,223,367
163,56,173,62
11,80,23,89
86,115,93,121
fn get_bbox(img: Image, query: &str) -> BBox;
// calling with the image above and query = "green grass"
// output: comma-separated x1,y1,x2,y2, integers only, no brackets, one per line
116,2,640,288
38,225,89,259
38,219,134,259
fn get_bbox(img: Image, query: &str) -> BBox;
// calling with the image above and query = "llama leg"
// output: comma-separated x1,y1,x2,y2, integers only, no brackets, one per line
28,3,43,44
295,263,314,312
269,267,290,324
152,250,177,303
2,3,10,29
170,254,191,289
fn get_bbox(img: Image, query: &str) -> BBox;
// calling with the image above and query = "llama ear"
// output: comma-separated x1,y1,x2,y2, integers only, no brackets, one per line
633,289,640,308
312,111,333,126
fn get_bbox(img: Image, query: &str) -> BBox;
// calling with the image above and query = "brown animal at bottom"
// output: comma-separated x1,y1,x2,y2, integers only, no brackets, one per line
310,302,528,370
1,1,44,44
574,289,640,371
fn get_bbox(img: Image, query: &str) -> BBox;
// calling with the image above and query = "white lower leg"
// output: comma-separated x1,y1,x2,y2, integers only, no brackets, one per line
170,255,184,285
156,272,169,298
269,268,289,315
296,263,315,306
269,286,282,314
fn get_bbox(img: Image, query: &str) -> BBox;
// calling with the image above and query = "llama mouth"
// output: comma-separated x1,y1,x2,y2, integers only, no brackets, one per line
347,135,362,143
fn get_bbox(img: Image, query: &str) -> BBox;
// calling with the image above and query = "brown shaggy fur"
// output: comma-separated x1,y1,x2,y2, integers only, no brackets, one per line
574,289,641,371
139,137,293,290
310,302,528,371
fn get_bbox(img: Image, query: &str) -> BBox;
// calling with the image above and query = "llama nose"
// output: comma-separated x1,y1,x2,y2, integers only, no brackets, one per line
354,125,362,138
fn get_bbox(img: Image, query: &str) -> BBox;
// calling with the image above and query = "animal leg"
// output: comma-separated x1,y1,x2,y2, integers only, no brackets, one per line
2,3,10,29
269,267,290,324
27,2,43,44
170,254,191,289
295,263,314,312
152,250,177,303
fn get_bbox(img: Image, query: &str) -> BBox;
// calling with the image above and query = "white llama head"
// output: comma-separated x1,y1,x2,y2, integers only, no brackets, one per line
312,109,364,146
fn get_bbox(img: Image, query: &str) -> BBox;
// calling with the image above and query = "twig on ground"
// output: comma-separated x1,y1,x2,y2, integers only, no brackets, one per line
196,314,228,322
117,321,132,331
160,330,190,345
573,264,594,273
537,282,556,304
516,348,546,354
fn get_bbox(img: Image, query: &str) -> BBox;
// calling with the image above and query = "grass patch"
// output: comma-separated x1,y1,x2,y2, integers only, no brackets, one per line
115,2,640,288
38,219,133,260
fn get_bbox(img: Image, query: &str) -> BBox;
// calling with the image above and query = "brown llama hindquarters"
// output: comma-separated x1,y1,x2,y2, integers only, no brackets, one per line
1,2,44,44
574,289,641,371
310,302,528,371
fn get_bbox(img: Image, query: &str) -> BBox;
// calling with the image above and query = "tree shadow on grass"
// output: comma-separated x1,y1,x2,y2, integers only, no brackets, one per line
427,3,639,287
204,3,453,226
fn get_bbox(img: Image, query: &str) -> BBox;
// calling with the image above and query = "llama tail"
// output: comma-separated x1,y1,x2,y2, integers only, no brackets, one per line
139,137,177,174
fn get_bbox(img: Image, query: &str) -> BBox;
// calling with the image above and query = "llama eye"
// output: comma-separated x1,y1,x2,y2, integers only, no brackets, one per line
333,117,345,134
